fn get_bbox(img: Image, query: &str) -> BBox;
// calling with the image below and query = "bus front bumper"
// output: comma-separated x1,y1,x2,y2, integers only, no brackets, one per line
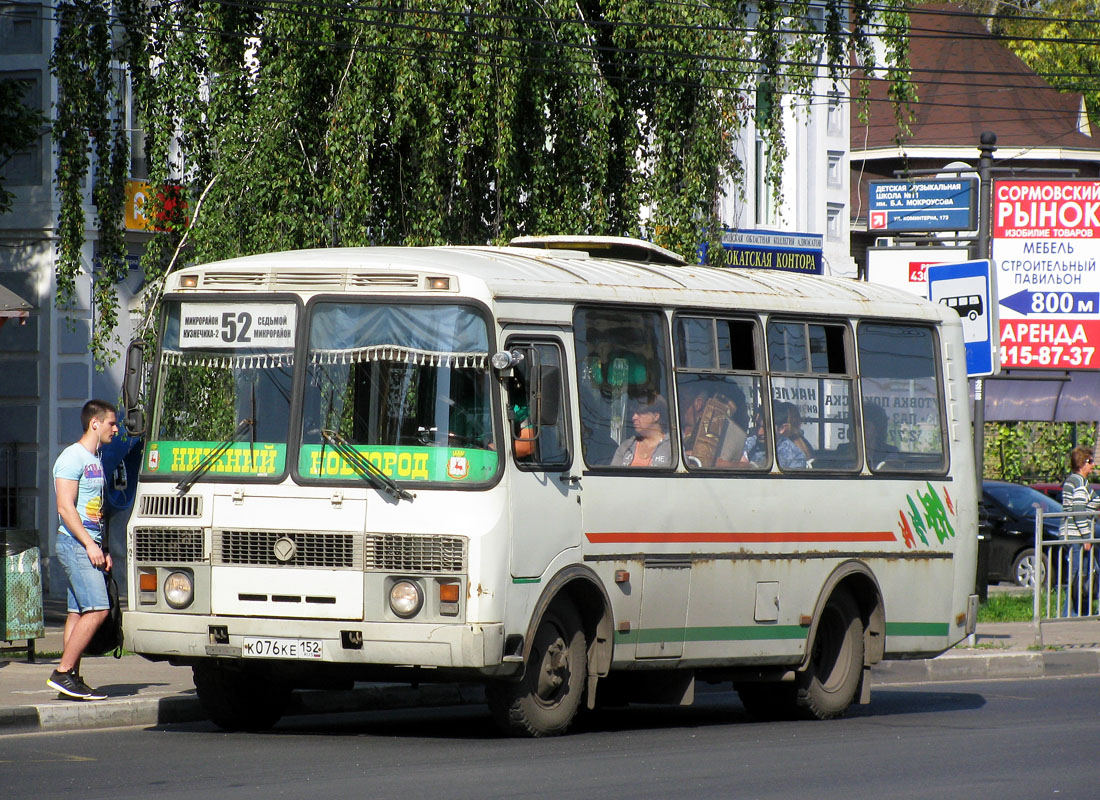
124,611,506,670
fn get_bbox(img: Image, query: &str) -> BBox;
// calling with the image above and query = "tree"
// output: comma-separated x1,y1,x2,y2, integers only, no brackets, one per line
0,77,46,215
52,1,917,363
958,0,1100,130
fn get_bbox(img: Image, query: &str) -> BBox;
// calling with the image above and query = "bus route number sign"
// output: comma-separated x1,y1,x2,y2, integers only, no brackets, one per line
179,302,297,349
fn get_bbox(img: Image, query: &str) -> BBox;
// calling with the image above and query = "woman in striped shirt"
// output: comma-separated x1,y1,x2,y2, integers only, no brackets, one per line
1061,446,1098,616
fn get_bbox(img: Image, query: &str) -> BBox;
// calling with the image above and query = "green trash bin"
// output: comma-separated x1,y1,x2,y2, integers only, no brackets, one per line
1,528,44,662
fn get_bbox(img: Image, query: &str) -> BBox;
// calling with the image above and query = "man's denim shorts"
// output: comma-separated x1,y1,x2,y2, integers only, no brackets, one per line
55,532,109,614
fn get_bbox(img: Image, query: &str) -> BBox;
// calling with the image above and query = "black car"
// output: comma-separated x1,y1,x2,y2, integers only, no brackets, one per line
981,480,1063,587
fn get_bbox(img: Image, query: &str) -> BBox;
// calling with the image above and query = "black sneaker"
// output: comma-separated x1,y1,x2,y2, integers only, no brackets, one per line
72,673,108,701
47,669,91,700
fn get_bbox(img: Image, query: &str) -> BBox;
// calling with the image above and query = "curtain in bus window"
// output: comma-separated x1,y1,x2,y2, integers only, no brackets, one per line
574,307,671,468
857,323,946,473
302,303,498,484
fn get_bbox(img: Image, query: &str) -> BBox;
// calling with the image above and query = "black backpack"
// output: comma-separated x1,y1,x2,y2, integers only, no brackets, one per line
85,569,123,658
85,516,124,659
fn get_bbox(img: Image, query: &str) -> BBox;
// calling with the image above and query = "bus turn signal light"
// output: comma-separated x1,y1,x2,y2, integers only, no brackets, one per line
139,570,157,592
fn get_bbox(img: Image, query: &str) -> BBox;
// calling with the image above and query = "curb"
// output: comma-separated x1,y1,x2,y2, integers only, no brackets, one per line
0,682,486,735
4,653,1098,735
870,647,1100,685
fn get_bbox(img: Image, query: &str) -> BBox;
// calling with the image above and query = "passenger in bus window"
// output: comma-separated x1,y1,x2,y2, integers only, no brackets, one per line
743,412,768,466
749,402,810,470
679,383,710,452
862,402,899,469
714,383,750,468
774,401,813,468
611,394,672,467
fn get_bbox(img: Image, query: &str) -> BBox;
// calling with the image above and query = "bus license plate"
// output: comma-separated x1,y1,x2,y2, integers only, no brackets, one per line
242,637,323,660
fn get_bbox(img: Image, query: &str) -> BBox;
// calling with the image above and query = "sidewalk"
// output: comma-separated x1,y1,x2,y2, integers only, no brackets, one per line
3,597,1099,735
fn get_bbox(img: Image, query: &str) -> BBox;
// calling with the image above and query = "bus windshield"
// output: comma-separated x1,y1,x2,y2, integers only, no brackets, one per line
299,302,498,485
146,300,297,479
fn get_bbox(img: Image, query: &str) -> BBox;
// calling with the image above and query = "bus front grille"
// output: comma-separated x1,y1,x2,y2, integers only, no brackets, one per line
134,527,205,563
214,529,362,569
138,494,202,518
364,533,467,573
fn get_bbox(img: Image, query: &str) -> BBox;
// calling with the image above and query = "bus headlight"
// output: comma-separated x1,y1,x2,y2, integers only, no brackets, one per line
163,571,194,609
389,580,423,618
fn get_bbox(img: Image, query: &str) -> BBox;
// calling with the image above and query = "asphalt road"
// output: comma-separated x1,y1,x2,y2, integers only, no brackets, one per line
3,677,1097,800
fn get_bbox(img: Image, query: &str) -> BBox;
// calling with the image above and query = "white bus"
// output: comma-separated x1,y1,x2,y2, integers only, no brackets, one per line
122,237,978,735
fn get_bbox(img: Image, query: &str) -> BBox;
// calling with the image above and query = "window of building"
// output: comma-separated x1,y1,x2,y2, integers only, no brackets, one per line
755,139,775,227
0,71,42,187
0,3,41,54
827,203,844,241
827,91,844,137
827,151,844,187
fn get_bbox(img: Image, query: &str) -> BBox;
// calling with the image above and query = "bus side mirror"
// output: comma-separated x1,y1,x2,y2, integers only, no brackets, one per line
122,340,146,436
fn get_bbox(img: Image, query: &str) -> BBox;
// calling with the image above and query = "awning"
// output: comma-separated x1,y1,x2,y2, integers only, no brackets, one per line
975,371,1100,422
0,284,33,329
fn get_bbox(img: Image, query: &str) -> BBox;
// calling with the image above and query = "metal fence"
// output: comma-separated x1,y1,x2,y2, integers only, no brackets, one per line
1032,506,1099,645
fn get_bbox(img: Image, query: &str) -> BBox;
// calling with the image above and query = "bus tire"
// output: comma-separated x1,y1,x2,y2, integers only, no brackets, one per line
486,602,586,737
193,663,290,731
795,590,864,720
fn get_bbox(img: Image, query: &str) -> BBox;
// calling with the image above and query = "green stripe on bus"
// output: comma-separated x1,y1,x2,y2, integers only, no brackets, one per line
512,577,541,584
613,622,951,645
885,622,950,637
614,625,807,645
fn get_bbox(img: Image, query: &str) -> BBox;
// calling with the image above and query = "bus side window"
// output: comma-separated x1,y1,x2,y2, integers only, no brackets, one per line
674,315,765,470
573,307,673,469
856,323,947,473
766,319,858,471
505,340,570,469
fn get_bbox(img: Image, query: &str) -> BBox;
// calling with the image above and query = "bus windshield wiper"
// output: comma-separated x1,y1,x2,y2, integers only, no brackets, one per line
176,419,253,495
321,429,414,502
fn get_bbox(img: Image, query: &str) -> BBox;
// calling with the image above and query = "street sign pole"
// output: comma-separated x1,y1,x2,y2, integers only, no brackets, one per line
972,132,996,608
973,132,997,497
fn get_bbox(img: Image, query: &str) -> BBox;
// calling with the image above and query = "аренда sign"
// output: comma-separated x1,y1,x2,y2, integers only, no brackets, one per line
993,179,1100,369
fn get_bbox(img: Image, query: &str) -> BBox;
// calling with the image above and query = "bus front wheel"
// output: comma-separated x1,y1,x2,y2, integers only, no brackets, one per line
795,590,864,720
486,603,586,737
193,663,291,731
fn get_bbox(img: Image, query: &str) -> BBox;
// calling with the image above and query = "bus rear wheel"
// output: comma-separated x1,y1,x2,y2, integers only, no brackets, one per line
795,590,864,720
193,663,291,731
486,603,586,737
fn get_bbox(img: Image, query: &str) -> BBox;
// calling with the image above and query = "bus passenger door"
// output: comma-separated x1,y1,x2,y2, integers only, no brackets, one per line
503,333,582,579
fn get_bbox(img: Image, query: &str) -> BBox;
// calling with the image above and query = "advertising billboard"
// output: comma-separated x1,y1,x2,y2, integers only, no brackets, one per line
865,246,972,297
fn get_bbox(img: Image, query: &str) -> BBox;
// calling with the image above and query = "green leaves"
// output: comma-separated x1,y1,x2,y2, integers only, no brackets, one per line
984,421,1093,484
53,2,915,356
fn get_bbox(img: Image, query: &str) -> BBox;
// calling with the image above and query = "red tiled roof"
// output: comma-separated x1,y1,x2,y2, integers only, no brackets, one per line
852,3,1095,151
